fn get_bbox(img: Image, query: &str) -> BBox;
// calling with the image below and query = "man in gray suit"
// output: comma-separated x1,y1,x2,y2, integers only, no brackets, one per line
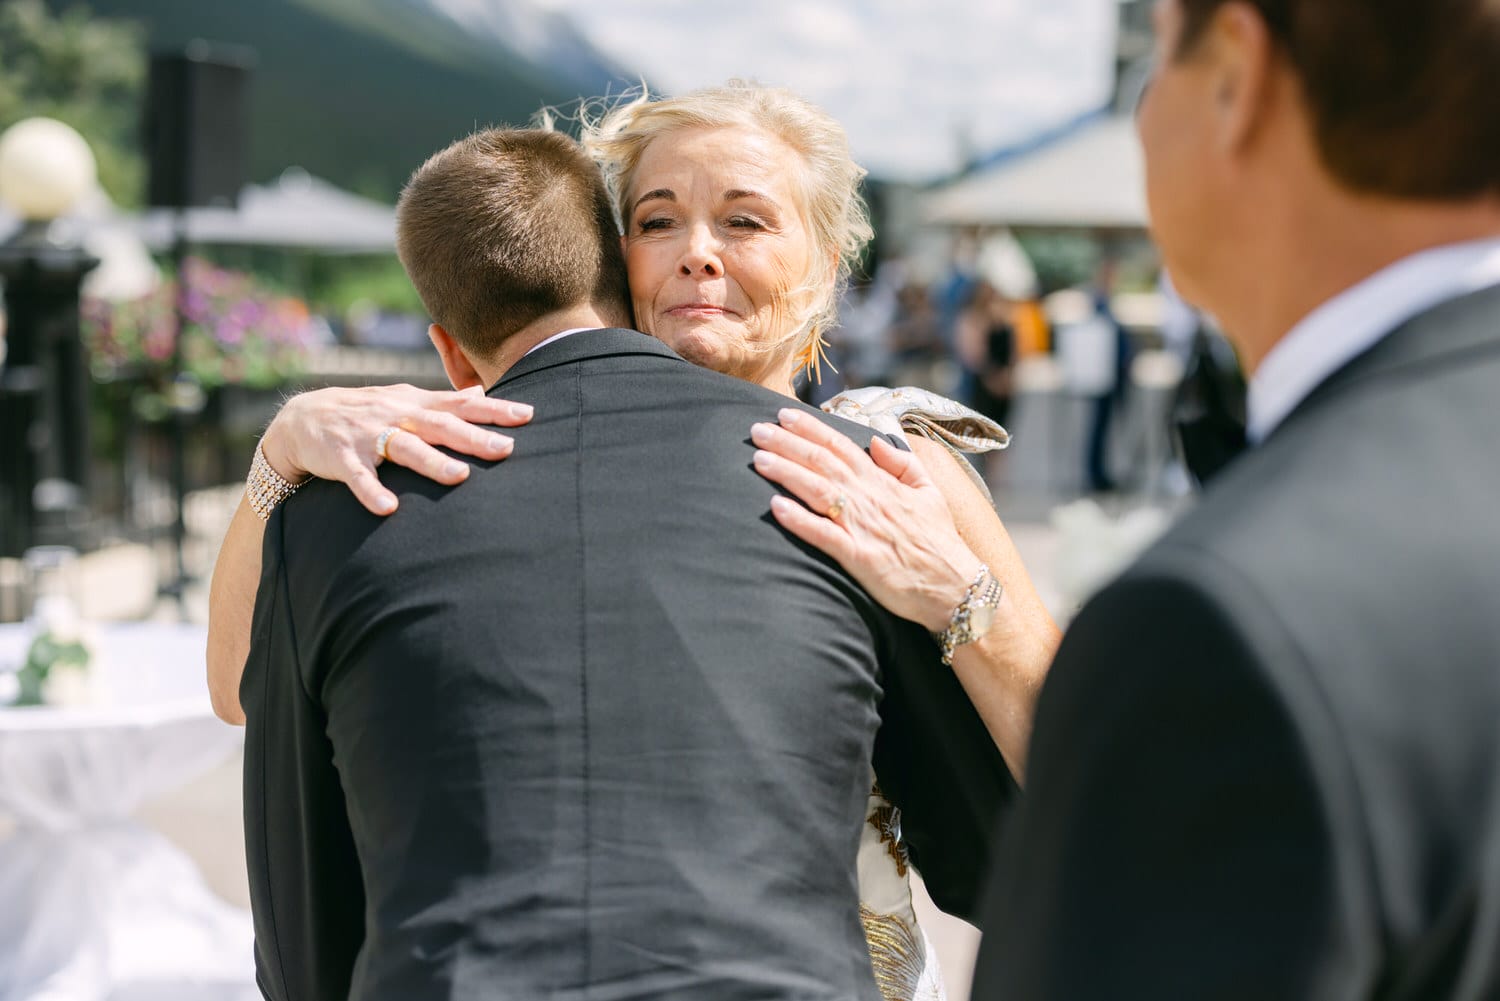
973,0,1500,997
240,129,1010,1001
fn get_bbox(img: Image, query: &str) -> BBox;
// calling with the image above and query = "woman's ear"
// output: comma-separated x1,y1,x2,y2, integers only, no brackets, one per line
427,323,484,390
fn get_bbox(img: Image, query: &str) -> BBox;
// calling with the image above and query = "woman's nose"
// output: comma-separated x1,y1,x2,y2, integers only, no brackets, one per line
678,225,722,277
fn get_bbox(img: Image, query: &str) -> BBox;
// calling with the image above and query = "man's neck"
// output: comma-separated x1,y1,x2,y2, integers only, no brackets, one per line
474,305,628,387
1218,194,1500,376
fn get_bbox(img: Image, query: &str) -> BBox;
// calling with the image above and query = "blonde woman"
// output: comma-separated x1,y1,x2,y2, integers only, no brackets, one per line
209,83,1059,1001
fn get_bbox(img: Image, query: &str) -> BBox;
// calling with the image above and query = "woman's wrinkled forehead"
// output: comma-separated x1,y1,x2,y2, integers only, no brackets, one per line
626,124,812,214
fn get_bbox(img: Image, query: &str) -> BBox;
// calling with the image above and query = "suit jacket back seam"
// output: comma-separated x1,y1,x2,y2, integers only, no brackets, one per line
573,361,594,991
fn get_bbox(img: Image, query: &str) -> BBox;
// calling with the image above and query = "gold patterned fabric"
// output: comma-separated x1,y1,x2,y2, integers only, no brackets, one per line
857,787,943,1000
867,800,909,877
860,905,927,1001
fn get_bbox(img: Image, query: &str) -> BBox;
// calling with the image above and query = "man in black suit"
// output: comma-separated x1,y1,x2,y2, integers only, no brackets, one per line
239,129,1010,1001
972,0,1500,997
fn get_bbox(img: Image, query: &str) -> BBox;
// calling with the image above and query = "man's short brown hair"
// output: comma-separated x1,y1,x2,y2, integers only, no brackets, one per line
1174,0,1500,201
395,128,630,357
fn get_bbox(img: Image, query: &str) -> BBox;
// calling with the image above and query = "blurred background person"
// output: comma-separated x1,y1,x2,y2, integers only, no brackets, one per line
954,281,1018,485
884,279,949,391
1054,261,1132,494
955,281,1017,430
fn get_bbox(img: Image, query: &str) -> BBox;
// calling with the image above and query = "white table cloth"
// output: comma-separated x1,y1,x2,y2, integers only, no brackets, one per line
0,622,256,1001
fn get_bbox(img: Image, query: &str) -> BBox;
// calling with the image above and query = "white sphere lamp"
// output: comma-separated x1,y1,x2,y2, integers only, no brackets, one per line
0,117,98,222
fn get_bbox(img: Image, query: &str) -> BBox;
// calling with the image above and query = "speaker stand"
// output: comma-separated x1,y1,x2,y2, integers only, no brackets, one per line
156,220,193,619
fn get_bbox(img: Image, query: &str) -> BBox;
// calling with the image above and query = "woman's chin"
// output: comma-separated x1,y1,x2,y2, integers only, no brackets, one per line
655,327,739,378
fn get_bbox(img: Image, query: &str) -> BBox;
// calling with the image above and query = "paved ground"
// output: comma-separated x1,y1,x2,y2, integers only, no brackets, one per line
58,478,1166,999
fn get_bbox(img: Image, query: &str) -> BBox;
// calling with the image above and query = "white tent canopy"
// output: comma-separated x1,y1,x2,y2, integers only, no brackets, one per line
1,170,396,304
923,115,1148,230
132,167,396,253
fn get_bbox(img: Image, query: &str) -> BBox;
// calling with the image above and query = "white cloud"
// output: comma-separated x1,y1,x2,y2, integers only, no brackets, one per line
531,0,1117,180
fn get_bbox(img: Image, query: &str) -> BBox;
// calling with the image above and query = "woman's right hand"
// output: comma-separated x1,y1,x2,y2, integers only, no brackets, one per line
260,383,534,515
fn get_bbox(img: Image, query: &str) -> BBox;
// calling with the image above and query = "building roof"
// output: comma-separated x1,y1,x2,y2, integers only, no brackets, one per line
923,114,1148,230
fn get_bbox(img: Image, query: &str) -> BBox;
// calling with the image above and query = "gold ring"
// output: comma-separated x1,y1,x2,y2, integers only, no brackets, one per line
827,494,848,521
374,426,401,464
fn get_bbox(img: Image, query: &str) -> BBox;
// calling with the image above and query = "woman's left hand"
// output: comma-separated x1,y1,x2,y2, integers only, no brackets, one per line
750,407,983,633
263,383,532,516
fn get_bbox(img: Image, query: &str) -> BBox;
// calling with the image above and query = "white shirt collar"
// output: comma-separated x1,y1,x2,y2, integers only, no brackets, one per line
521,327,596,359
1247,236,1500,443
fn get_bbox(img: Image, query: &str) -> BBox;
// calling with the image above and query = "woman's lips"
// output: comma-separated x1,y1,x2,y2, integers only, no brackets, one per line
666,304,735,318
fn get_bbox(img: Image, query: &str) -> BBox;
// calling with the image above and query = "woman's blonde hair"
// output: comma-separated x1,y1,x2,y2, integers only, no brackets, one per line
578,81,873,380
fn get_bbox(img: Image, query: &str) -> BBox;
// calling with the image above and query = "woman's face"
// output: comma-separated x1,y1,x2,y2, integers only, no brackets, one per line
623,125,818,391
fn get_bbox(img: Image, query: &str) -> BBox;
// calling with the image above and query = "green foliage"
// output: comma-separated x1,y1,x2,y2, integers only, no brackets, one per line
1012,232,1100,295
1012,231,1160,295
302,253,426,316
0,0,147,207
15,631,90,706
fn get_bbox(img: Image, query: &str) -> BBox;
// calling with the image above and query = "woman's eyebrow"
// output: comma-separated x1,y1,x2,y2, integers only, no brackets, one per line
723,188,775,205
631,188,675,214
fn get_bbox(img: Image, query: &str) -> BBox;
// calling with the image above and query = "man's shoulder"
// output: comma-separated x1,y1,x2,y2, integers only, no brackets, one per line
269,473,432,580
1095,328,1500,731
1162,294,1500,578
502,327,900,447
279,474,396,528
571,352,899,449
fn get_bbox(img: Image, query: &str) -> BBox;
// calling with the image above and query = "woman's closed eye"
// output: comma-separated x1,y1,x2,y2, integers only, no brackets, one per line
636,214,768,235
726,214,767,231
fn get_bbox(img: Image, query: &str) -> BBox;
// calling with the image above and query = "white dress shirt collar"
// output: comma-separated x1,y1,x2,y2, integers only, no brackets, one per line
521,326,596,359
1247,236,1500,443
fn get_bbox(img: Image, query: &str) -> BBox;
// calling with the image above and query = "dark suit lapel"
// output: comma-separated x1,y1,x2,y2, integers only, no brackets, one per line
488,327,685,394
1270,282,1500,444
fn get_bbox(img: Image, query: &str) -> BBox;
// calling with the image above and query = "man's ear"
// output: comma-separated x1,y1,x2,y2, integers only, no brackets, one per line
427,323,484,390
1207,1,1277,154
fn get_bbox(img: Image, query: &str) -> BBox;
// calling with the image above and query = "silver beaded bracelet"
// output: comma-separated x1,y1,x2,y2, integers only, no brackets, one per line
937,564,1004,666
246,438,302,520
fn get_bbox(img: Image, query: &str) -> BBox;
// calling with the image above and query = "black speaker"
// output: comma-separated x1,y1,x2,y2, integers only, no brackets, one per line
144,42,255,209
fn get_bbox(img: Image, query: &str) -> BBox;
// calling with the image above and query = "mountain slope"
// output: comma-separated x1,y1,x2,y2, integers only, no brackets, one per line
49,0,636,200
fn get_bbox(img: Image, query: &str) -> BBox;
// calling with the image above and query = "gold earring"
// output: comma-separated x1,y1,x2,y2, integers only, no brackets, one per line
795,328,837,384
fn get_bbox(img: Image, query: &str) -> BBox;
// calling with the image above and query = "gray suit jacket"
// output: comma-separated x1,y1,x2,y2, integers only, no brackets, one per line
243,329,1015,1001
973,284,1500,999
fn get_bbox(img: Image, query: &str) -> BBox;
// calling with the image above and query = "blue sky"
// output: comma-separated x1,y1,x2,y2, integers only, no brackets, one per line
526,0,1118,181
